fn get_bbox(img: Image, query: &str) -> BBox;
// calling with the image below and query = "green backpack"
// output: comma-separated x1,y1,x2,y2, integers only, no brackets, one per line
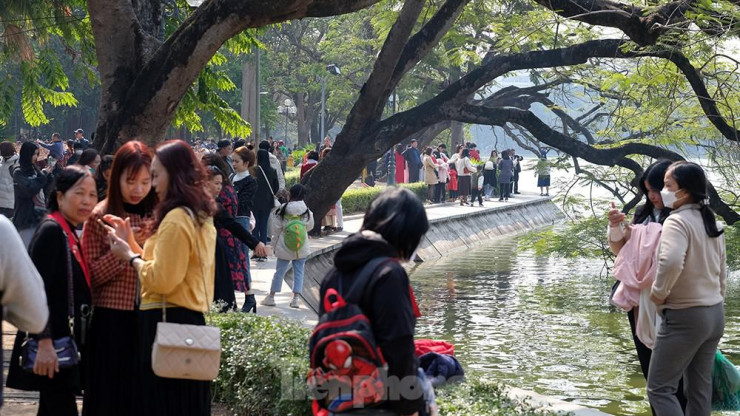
283,214,308,258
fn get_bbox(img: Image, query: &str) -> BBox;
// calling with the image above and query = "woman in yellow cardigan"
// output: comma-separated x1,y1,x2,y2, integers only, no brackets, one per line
106,140,217,416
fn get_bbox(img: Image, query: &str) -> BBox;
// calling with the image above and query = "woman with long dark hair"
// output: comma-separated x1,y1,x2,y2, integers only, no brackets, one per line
318,187,431,415
81,141,157,416
95,155,114,201
105,140,217,416
253,147,279,247
12,141,53,247
607,160,684,415
77,149,101,174
7,165,96,416
647,161,726,415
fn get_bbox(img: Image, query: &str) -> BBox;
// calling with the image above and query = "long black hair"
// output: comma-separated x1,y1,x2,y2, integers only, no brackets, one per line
361,187,429,260
669,161,723,237
18,141,39,174
275,184,310,219
633,160,672,225
48,165,93,211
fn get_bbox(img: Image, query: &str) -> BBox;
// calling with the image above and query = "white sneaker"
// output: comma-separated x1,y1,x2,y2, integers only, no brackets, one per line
260,295,276,306
289,297,300,308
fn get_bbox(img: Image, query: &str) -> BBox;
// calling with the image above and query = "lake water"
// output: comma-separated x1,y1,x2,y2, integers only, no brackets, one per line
410,234,740,415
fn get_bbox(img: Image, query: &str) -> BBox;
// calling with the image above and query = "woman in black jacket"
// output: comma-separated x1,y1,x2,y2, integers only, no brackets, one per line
7,165,96,416
12,142,53,247
319,187,431,416
253,148,279,251
204,165,267,311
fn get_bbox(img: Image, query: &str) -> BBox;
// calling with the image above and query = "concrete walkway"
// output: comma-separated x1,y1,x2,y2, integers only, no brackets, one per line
239,191,548,328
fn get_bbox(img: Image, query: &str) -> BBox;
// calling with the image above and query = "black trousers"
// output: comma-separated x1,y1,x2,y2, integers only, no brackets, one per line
434,182,446,202
627,309,686,415
409,166,420,182
499,183,510,199
470,188,483,205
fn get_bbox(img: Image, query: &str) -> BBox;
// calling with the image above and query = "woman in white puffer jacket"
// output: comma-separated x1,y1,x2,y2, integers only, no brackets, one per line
261,184,314,309
0,142,19,218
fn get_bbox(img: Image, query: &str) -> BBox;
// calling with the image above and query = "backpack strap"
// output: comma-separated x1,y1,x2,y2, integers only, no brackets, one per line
341,256,397,305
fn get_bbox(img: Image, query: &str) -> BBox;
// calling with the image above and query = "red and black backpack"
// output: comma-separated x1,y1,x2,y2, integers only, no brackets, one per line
307,257,396,415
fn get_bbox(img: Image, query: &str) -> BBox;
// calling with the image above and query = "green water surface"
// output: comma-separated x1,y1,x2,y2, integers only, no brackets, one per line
410,235,740,415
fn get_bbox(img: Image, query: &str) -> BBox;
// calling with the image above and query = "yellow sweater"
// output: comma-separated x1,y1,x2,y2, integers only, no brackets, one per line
139,207,216,312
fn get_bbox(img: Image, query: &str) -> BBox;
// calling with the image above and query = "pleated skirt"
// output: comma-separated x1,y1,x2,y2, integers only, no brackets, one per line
137,307,211,416
83,307,139,416
458,175,471,196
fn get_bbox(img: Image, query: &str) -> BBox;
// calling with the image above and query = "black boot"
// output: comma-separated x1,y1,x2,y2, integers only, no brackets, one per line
242,294,257,313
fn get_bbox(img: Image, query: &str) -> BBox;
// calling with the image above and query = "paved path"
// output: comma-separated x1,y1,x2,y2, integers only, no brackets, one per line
239,191,547,327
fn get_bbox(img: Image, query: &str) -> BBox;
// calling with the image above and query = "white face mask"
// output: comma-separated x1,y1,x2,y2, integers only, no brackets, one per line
75,150,83,155
660,188,681,209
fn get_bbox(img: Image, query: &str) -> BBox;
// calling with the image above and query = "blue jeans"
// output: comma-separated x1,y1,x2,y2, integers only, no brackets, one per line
234,217,252,285
252,208,271,245
271,258,306,293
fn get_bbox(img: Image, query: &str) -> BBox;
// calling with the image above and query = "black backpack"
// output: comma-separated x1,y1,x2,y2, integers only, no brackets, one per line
307,257,396,415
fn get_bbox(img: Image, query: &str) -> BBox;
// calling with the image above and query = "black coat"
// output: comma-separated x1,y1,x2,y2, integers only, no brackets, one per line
11,166,50,230
7,218,92,392
254,165,279,212
319,232,424,415
232,174,257,217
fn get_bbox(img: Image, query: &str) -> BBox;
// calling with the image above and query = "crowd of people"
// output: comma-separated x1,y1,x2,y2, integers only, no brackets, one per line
0,132,318,415
390,140,551,205
0,127,729,416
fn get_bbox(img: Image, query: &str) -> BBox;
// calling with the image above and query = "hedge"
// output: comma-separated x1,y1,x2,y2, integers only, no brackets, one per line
341,183,427,214
212,313,561,416
279,172,427,215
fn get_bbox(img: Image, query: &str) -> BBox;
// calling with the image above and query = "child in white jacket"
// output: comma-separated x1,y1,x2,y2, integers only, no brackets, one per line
261,184,314,308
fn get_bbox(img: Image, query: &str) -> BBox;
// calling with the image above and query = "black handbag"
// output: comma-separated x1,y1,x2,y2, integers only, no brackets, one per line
20,229,81,372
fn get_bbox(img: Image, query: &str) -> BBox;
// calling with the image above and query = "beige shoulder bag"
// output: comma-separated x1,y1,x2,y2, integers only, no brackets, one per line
151,207,221,381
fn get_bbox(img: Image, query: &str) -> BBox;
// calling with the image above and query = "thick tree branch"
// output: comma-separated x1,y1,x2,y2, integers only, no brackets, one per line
450,104,740,224
638,49,740,142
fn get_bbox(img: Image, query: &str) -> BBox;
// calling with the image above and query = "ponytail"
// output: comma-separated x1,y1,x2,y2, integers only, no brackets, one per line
699,203,723,238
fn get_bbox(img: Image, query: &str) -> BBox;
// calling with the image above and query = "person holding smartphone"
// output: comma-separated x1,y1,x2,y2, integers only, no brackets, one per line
12,142,53,247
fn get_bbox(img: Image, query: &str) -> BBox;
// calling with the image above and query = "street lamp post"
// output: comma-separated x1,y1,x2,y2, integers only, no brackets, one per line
387,91,398,186
320,64,341,142
278,98,296,145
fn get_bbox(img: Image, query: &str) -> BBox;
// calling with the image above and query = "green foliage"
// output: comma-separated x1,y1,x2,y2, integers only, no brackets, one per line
725,224,740,271
212,313,312,416
285,169,300,189
212,313,561,416
518,216,611,260
341,183,427,214
436,378,560,416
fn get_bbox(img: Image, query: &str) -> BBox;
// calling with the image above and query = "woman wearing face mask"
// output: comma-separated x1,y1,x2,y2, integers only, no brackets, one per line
81,141,157,416
646,161,726,415
7,165,96,416
607,160,685,415
12,142,54,247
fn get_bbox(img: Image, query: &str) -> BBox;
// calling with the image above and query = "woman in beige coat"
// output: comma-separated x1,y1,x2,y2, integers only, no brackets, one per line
422,147,439,202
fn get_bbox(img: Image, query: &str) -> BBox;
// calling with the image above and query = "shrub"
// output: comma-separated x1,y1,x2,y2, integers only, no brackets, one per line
213,313,312,416
341,183,427,214
285,169,301,189
212,313,562,416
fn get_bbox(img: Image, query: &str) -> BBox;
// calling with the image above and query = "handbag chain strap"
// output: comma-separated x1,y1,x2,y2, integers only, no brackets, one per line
160,207,211,324
62,229,76,336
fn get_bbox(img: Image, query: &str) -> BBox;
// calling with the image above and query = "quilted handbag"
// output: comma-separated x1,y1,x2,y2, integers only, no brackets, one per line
150,207,221,381
151,321,221,381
